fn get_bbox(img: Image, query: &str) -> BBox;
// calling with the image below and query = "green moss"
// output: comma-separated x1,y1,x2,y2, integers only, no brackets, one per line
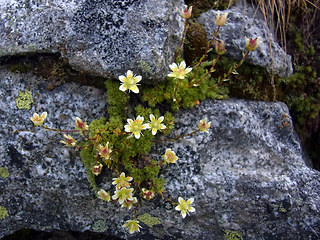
125,159,159,184
92,219,108,232
224,230,243,240
105,79,127,120
280,65,320,129
80,145,99,193
0,167,9,178
184,21,208,65
141,84,166,108
16,90,33,110
141,59,229,112
0,206,9,220
137,213,161,228
151,177,165,194
10,64,31,73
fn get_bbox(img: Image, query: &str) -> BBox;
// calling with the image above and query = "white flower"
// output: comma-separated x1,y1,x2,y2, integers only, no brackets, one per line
167,61,192,79
119,70,142,93
175,197,195,218
146,114,166,135
124,115,148,139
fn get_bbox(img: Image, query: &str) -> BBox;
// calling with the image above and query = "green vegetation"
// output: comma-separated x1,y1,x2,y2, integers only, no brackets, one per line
141,59,229,112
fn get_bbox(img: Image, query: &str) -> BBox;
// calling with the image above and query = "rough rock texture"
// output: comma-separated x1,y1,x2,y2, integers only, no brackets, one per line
198,2,293,77
0,0,183,82
0,66,319,240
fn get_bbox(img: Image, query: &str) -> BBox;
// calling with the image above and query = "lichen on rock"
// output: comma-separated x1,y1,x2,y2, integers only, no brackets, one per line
0,167,9,178
137,213,161,228
0,206,9,220
92,219,108,233
16,90,33,110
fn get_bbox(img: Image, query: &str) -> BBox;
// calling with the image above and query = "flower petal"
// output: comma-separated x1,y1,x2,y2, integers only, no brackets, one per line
134,132,141,139
189,207,196,212
136,115,144,121
169,63,178,71
134,76,142,83
131,85,139,93
179,61,186,69
126,70,133,78
119,84,127,92
124,125,131,132
41,112,48,118
187,198,194,204
119,75,126,82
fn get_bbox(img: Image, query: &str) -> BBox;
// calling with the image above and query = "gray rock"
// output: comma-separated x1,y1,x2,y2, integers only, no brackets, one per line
198,2,293,77
0,67,319,240
0,0,184,82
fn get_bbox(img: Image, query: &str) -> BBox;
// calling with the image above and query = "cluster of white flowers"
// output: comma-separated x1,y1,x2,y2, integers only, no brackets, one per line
124,114,166,139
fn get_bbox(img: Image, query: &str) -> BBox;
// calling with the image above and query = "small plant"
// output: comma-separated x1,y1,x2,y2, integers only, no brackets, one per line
29,5,259,234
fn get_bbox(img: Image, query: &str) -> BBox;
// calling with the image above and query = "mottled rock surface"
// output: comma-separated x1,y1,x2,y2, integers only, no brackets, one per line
0,0,183,82
0,67,319,240
198,2,293,77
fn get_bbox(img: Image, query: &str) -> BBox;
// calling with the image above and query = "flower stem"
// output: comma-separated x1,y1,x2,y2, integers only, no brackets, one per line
41,125,78,133
188,55,220,87
125,91,129,119
209,50,250,90
175,19,188,62
161,192,176,206
173,78,180,102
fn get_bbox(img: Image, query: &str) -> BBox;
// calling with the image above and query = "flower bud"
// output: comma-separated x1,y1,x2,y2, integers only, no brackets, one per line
30,112,47,126
180,5,192,19
92,163,103,176
198,118,211,133
60,134,77,147
162,149,178,164
97,189,111,202
215,40,226,55
216,12,228,26
97,142,112,160
142,188,155,200
245,37,262,51
75,117,89,131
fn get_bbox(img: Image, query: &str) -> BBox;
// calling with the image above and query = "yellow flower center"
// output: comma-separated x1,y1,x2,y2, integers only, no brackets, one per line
150,119,161,130
131,119,145,134
123,77,136,90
